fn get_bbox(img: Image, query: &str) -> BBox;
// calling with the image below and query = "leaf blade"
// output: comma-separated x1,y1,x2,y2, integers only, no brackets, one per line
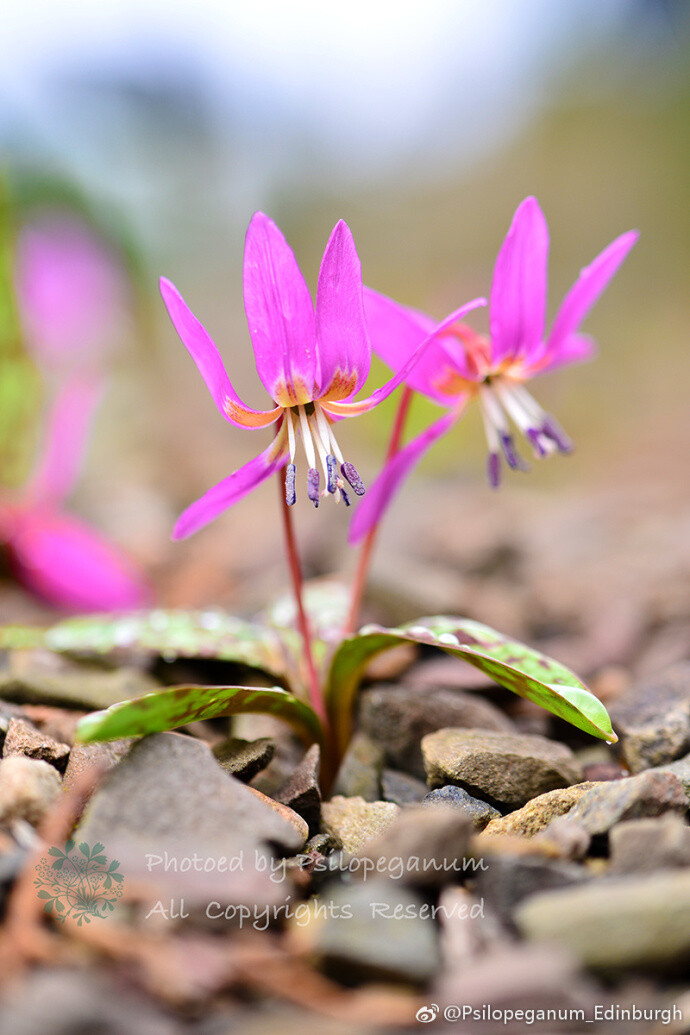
75,683,324,749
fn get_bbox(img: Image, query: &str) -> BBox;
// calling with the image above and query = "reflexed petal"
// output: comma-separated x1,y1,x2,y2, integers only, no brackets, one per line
363,287,464,404
173,436,289,540
547,230,639,354
24,375,103,506
322,296,486,418
529,333,597,376
6,507,150,612
160,278,281,430
315,220,370,401
490,196,549,365
243,212,317,405
348,407,464,543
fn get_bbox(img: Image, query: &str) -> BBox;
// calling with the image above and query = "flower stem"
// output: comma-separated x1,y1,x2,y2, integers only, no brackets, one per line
345,386,414,635
278,470,327,727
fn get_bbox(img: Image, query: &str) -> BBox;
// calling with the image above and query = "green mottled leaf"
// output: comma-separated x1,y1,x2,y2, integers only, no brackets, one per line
326,616,616,753
262,578,350,690
0,609,287,683
75,684,323,748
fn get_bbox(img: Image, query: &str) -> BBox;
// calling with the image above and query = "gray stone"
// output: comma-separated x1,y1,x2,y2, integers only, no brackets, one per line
485,783,598,838
609,816,690,874
0,756,62,826
331,732,383,801
320,796,399,854
212,737,275,781
62,740,132,791
660,753,690,801
359,684,512,778
553,770,687,839
2,717,70,771
275,743,321,835
473,854,589,925
358,805,473,886
612,664,690,773
381,768,428,806
315,878,440,984
422,728,582,808
422,785,500,830
76,733,305,907
516,870,690,973
0,656,159,711
436,944,597,1030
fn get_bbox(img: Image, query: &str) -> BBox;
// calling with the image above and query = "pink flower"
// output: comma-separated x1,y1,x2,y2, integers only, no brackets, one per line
350,196,638,542
161,212,485,539
14,215,129,371
0,379,150,611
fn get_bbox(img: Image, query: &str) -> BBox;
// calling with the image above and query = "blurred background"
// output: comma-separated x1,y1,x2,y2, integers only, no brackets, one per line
0,0,688,678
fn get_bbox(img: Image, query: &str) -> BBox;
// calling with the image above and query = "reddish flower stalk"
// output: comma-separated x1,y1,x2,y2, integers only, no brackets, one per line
345,385,414,635
278,466,327,728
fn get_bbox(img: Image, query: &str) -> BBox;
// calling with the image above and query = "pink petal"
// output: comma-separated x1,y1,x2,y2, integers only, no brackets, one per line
6,506,150,612
243,213,318,405
529,332,597,376
490,196,549,365
15,216,129,370
315,220,370,401
160,278,281,429
323,297,486,418
348,407,464,543
363,287,460,404
547,230,639,354
172,437,288,540
23,375,103,506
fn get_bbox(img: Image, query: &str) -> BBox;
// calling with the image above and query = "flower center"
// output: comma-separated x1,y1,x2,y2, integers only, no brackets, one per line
284,402,366,509
479,378,573,488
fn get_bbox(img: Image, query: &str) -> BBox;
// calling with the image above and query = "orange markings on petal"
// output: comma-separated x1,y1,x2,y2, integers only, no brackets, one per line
222,398,282,428
272,378,315,408
319,368,359,404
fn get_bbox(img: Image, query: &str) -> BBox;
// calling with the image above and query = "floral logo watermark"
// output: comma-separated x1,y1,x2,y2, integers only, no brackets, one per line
33,839,124,925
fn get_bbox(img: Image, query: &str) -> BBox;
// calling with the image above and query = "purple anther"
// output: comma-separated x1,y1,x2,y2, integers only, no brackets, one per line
326,454,338,494
340,487,351,507
307,467,320,507
486,452,501,488
541,417,574,454
285,463,296,506
341,461,365,496
526,428,547,457
500,433,529,472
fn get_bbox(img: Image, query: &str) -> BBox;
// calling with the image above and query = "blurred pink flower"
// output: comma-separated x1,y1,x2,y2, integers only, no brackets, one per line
14,215,129,370
0,378,150,611
161,212,485,538
350,196,638,542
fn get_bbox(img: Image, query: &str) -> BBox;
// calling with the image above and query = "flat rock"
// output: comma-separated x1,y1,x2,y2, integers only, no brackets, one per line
485,783,597,838
516,870,690,973
0,654,159,711
358,684,512,778
0,756,62,826
422,728,582,808
473,854,589,925
2,718,70,771
609,816,690,874
422,785,500,830
245,785,309,845
314,877,439,984
357,805,473,886
331,732,383,801
381,768,428,806
550,770,687,839
212,737,275,781
320,796,400,854
612,663,690,773
275,743,321,835
62,740,133,791
76,733,305,906
660,753,690,800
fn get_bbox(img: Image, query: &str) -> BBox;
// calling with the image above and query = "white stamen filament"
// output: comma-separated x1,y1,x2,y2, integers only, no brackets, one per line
286,410,296,463
479,389,502,453
297,405,316,469
496,383,556,455
308,412,330,489
315,403,342,464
